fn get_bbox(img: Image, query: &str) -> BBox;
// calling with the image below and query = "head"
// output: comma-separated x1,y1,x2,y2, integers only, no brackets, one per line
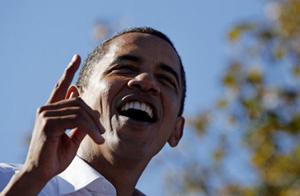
69,27,186,162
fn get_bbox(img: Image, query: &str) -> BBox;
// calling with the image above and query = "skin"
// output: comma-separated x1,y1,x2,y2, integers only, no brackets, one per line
1,32,184,196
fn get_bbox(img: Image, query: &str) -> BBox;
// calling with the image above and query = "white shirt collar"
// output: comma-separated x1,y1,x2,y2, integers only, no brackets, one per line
57,156,116,195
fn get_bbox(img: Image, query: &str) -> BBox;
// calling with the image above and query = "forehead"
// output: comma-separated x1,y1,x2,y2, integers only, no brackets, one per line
104,32,181,73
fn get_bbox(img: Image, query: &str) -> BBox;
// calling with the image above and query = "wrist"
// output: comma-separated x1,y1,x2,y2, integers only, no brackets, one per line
2,165,50,196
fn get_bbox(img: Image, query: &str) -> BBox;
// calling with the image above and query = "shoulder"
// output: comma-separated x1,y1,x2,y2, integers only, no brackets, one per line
0,162,21,192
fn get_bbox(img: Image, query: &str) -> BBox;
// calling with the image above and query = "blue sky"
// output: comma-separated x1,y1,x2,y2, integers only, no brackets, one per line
0,0,263,194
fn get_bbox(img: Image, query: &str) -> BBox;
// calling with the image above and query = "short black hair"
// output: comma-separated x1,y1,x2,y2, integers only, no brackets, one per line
76,27,186,115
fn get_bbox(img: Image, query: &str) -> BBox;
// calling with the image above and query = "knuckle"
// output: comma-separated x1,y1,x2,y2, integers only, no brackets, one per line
40,110,48,118
75,97,83,104
74,97,85,108
37,106,45,114
36,107,42,115
73,97,80,104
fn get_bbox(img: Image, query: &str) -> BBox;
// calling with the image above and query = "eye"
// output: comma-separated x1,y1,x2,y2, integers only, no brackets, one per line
158,74,176,88
111,64,138,75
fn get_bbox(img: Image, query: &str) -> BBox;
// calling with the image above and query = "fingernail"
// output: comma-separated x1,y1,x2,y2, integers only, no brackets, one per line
67,55,78,69
72,54,78,61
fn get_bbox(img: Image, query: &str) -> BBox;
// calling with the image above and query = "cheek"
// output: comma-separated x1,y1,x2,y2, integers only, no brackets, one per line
82,80,119,131
163,89,181,115
82,81,108,108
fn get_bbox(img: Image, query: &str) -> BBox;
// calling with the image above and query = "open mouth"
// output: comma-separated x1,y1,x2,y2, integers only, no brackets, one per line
118,101,156,123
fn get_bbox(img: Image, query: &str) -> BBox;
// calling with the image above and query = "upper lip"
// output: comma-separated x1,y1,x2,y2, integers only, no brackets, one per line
116,93,159,121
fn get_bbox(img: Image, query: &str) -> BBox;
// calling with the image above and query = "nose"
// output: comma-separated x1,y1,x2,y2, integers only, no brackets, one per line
127,72,160,94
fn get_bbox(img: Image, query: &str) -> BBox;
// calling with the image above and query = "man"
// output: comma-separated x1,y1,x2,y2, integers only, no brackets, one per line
0,27,186,196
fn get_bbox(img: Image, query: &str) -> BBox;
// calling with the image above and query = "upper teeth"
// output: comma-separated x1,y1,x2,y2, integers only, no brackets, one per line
121,101,153,118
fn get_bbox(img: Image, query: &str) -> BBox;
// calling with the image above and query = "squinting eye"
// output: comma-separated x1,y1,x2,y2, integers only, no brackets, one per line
119,65,132,70
159,75,176,88
112,65,137,74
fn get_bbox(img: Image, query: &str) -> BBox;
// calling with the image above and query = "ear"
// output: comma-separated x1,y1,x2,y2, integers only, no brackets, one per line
168,116,185,147
65,85,80,99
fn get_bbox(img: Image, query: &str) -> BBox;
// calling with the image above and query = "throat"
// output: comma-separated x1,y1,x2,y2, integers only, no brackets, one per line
81,153,145,196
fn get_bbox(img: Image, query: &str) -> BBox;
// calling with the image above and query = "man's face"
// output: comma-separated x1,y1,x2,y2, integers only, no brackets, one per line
80,32,184,160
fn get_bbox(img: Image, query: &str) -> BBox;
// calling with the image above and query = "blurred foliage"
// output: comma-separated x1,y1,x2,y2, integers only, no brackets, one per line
168,0,300,195
92,20,113,41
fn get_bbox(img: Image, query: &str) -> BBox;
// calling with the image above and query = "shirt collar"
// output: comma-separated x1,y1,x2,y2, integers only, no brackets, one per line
57,156,116,195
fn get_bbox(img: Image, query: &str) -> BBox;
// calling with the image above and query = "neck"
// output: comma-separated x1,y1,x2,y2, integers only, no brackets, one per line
78,144,149,196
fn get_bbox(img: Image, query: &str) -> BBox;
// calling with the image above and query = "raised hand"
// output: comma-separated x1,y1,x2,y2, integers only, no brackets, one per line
2,55,104,196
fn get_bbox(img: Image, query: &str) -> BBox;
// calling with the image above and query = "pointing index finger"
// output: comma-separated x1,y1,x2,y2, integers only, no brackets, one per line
47,55,81,104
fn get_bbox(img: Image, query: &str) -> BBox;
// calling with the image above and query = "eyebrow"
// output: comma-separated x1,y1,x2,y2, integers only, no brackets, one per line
114,54,141,63
159,63,180,86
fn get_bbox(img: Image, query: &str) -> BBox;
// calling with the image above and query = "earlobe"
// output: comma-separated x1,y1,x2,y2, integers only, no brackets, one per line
65,85,80,99
168,116,185,147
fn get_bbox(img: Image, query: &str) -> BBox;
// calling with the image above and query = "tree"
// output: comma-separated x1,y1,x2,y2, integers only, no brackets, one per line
168,0,300,195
